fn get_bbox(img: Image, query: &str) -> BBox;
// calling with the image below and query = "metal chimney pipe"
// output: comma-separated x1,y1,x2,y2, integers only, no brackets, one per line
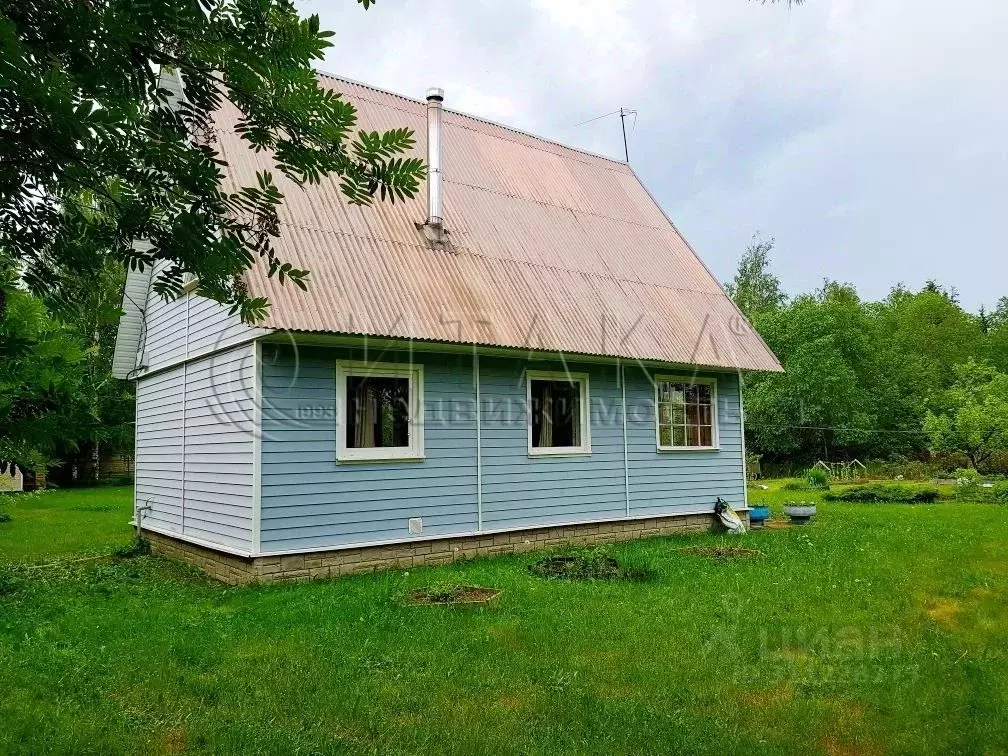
426,87,444,228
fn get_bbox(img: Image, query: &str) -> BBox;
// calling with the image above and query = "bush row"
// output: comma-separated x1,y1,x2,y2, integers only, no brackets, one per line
823,484,940,503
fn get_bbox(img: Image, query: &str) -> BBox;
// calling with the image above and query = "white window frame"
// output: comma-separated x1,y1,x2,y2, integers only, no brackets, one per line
654,375,719,452
526,370,592,457
336,360,425,462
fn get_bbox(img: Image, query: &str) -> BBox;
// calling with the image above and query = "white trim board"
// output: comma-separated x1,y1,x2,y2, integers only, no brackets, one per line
259,331,774,375
130,331,268,381
251,340,263,554
253,506,744,558
474,351,484,532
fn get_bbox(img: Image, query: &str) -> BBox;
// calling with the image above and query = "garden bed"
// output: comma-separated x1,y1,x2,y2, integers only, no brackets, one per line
680,545,762,560
405,584,500,605
529,552,654,581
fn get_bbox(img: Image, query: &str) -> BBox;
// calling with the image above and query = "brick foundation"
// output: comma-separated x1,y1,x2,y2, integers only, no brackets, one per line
144,511,736,584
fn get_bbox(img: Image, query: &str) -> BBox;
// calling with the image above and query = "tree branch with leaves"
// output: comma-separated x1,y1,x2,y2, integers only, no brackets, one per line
0,0,425,323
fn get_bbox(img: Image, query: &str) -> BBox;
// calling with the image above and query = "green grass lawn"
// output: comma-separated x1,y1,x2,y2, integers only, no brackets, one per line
0,486,136,563
1,484,1007,755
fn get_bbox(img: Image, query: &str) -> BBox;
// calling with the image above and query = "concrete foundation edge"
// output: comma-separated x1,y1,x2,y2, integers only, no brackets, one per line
145,512,740,584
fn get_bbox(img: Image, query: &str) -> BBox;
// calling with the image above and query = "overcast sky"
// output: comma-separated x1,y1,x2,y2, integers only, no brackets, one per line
299,0,1007,312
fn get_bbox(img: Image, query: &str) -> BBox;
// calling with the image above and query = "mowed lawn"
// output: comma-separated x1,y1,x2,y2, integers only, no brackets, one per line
1,486,1007,755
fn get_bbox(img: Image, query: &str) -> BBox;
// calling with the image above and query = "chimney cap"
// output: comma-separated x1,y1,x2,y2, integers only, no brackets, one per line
426,87,444,102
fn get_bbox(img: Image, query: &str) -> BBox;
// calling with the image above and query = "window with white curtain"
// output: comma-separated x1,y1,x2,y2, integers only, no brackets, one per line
526,371,591,456
655,376,718,450
336,361,424,461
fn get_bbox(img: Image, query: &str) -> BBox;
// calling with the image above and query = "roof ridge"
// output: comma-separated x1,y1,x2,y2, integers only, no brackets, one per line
313,68,630,169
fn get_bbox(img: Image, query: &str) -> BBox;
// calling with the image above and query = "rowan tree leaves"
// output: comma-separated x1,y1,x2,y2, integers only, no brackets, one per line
0,0,425,323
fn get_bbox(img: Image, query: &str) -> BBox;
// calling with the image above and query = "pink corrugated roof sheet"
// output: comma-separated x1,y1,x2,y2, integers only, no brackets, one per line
217,74,782,372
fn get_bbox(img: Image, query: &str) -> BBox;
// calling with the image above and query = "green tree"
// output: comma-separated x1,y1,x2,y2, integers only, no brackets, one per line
0,269,86,476
726,233,787,320
983,297,1008,373
925,360,1008,470
879,284,983,396
46,259,136,482
0,0,425,322
745,282,879,461
742,276,935,464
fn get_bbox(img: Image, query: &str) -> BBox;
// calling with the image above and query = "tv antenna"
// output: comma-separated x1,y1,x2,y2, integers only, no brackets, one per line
572,107,638,163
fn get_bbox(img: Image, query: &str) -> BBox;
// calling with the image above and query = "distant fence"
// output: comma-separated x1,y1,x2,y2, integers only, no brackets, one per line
814,460,867,480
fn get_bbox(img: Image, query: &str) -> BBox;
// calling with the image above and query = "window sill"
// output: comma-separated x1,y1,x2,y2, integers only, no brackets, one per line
337,453,426,464
528,449,593,459
656,446,720,453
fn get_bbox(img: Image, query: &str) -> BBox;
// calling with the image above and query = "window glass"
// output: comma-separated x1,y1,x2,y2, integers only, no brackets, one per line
530,379,582,449
346,375,410,449
656,380,715,448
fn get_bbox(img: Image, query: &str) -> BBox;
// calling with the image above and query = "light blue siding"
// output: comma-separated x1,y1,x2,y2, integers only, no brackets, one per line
186,296,261,356
479,358,627,530
136,262,262,374
135,366,184,533
140,265,187,370
257,345,747,554
624,366,746,514
134,344,256,551
259,347,479,552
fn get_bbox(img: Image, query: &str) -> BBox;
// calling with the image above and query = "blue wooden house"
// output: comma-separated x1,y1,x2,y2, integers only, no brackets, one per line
113,75,781,582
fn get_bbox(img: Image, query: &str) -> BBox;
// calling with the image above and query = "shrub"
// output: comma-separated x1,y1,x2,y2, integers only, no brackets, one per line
805,467,831,490
100,474,135,487
780,479,810,492
112,537,151,559
982,451,1008,476
932,451,971,475
954,468,984,501
0,511,11,523
824,483,940,503
954,469,1008,503
992,482,1008,503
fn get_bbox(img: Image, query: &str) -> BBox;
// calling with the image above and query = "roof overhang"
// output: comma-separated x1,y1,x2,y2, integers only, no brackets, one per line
259,330,782,373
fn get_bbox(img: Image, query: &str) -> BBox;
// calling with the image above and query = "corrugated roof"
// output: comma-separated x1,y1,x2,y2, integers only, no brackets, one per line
215,73,782,372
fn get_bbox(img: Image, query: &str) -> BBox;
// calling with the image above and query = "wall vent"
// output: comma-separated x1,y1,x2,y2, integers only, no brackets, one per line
408,517,423,535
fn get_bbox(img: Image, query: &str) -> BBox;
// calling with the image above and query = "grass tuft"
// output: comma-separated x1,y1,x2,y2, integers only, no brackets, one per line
111,536,151,559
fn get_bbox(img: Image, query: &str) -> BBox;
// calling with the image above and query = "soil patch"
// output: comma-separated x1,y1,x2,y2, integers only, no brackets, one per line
680,545,762,560
406,584,500,605
530,555,622,580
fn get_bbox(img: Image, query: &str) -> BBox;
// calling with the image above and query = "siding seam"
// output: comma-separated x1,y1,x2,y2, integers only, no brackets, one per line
181,292,189,535
252,340,262,554
621,359,630,517
739,369,748,507
475,351,483,532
